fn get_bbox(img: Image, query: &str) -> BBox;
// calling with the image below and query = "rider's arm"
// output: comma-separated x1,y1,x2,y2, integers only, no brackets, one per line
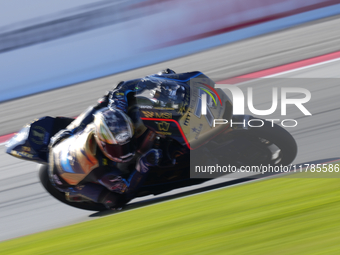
97,149,162,194
49,92,112,148
67,90,113,131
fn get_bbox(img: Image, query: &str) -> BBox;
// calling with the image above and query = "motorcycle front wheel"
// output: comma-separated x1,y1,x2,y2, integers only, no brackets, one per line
247,119,298,166
209,118,298,167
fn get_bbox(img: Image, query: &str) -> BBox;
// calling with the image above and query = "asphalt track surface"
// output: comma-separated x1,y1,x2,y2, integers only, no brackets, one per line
1,15,340,242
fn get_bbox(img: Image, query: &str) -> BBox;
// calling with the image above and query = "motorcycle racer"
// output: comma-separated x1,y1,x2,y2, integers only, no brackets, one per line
47,70,177,209
49,106,162,209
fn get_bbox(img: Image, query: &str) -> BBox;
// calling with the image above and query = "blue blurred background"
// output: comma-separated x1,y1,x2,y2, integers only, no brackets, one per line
1,0,339,102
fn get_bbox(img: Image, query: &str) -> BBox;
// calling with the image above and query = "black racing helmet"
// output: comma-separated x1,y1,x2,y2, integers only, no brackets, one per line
93,107,135,163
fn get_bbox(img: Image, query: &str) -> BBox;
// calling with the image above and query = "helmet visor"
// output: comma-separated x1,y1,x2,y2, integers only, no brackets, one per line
102,141,135,161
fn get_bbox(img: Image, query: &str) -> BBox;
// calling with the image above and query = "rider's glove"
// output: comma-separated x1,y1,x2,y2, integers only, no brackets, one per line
160,68,176,74
138,149,162,173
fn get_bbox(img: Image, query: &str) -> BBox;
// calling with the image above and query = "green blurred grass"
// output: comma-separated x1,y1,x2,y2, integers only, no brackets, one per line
1,172,340,255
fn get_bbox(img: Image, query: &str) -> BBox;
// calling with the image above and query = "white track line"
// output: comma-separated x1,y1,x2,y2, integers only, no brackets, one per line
264,57,340,78
216,56,340,88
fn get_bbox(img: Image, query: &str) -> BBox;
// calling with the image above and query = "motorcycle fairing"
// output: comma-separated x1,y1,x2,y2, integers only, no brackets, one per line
136,72,233,149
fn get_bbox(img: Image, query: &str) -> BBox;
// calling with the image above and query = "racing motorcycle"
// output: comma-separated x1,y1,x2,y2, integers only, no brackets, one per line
5,71,297,211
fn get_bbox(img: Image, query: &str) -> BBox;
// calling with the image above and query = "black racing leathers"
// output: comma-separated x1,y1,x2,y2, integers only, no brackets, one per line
48,82,160,209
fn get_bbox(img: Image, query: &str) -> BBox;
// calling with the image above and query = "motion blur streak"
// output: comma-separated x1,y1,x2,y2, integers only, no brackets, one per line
1,0,340,102
0,1,340,243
